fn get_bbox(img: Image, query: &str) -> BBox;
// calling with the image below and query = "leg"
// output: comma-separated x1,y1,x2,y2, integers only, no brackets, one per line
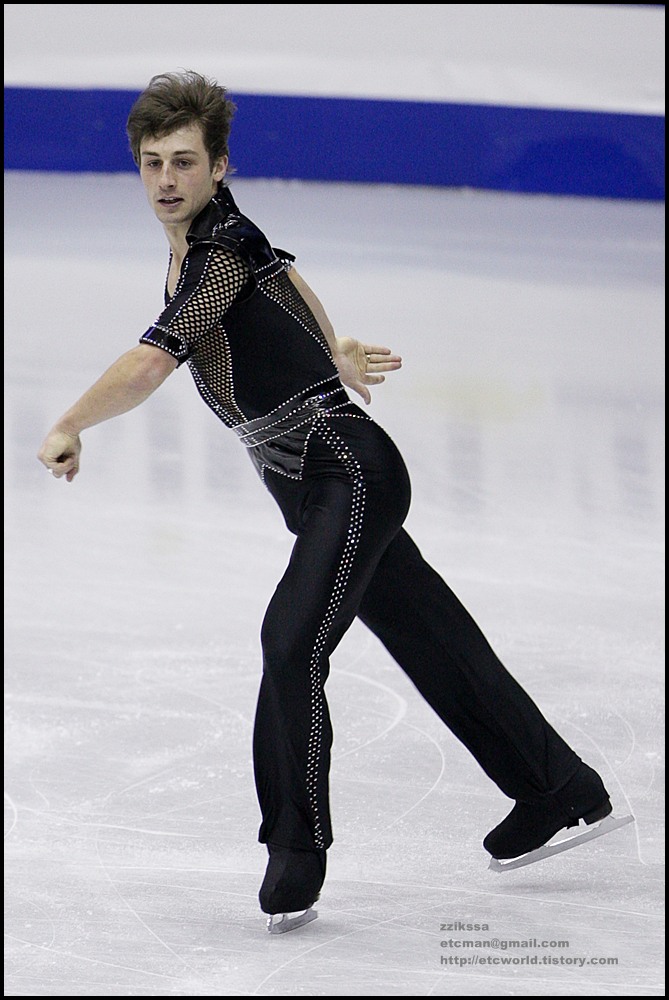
356,528,610,851
255,487,408,850
255,419,411,856
255,467,406,917
253,476,351,918
254,480,349,854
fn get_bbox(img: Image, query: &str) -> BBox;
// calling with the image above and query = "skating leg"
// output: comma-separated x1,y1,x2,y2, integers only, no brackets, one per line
357,528,586,803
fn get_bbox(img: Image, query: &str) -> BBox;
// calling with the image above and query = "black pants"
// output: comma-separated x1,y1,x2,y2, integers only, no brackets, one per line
253,409,582,851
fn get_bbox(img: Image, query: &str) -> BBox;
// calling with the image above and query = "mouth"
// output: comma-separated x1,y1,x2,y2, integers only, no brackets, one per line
157,197,183,207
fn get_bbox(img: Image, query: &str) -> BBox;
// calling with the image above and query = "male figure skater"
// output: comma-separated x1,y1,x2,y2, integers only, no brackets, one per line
38,71,629,934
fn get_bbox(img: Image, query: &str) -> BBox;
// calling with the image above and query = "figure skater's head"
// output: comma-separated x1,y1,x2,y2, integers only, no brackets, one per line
126,70,236,175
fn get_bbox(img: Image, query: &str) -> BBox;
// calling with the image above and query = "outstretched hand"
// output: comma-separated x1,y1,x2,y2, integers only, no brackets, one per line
37,429,82,482
334,338,402,405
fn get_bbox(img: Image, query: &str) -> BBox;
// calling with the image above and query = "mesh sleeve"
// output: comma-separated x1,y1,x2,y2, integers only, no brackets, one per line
140,246,251,366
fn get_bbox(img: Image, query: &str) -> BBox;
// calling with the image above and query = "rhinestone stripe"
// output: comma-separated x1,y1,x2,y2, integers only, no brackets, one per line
240,376,342,426
257,268,334,361
303,415,366,848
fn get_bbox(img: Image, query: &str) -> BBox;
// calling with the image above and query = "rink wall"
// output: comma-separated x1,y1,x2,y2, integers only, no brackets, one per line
4,3,665,200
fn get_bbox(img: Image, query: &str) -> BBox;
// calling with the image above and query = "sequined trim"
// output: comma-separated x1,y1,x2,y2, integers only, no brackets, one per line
304,416,366,847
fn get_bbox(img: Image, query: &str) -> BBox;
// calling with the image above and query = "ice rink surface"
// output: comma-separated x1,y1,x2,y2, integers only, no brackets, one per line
4,171,665,995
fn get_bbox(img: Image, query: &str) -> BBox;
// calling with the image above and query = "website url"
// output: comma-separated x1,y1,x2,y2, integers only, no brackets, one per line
440,955,619,968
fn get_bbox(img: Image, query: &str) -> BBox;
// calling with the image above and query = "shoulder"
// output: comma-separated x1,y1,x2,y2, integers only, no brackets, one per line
187,186,288,273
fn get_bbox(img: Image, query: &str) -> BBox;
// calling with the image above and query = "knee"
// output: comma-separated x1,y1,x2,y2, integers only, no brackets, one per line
260,613,303,677
261,610,337,689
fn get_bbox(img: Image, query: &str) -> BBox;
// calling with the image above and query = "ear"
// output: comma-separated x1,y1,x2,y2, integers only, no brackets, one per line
213,156,228,183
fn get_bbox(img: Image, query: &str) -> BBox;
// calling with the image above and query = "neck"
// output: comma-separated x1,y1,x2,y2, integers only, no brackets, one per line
163,223,190,260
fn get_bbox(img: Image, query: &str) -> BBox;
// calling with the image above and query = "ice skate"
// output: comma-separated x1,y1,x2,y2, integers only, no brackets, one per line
483,762,632,871
267,907,319,934
488,811,635,871
259,843,326,934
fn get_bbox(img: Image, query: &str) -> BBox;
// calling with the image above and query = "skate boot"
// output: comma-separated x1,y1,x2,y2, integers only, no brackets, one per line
259,843,326,934
483,762,612,860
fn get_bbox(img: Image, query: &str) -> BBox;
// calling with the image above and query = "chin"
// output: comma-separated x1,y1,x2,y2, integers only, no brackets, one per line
156,208,188,224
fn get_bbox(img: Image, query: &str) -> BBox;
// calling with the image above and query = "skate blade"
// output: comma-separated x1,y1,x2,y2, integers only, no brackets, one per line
267,907,318,934
488,813,635,873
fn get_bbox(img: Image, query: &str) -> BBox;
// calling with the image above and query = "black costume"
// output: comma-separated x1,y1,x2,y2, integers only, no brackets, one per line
140,186,608,879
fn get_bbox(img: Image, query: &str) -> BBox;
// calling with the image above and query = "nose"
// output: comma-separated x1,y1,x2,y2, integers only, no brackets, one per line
158,164,176,187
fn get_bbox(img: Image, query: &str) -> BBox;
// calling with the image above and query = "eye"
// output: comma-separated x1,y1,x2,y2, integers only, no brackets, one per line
177,160,193,169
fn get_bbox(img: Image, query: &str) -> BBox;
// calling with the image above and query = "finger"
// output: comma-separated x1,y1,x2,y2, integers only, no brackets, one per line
366,358,402,371
365,349,401,362
348,378,372,404
48,457,75,479
362,344,392,355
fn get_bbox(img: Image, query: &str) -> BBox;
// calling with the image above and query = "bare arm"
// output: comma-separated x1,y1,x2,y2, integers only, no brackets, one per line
287,267,402,405
37,344,178,481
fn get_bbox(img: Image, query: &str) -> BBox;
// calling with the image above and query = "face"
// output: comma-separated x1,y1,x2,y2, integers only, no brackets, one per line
139,124,227,233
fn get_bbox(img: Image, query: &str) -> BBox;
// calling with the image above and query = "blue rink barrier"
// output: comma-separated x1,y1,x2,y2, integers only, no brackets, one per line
4,86,664,200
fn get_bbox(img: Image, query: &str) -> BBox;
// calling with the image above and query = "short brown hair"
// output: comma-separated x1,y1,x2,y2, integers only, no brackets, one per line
126,70,237,171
